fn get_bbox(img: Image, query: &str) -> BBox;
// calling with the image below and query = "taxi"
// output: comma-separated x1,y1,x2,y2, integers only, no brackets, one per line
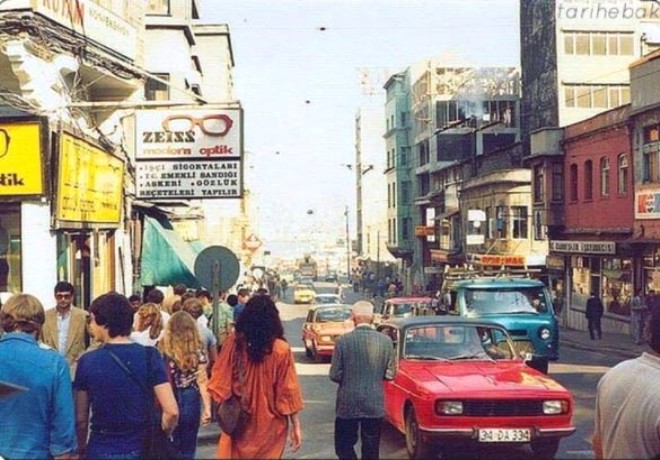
301,304,354,361
293,283,316,304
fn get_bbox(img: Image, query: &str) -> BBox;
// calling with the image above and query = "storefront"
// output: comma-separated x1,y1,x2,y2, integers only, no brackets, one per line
551,240,634,333
53,131,125,307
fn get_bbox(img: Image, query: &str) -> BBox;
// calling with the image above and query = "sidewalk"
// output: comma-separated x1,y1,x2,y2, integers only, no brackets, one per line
559,324,648,359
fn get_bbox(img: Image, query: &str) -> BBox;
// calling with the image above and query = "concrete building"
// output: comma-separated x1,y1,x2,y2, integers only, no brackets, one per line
520,0,660,154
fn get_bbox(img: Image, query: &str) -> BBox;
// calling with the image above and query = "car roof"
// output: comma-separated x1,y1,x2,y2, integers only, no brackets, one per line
379,315,508,330
308,303,351,311
315,293,340,297
385,296,434,304
453,277,545,288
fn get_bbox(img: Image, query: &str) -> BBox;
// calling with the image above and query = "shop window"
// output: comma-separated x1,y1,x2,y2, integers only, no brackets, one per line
0,206,21,293
600,157,610,197
617,154,628,195
584,160,593,201
602,257,632,317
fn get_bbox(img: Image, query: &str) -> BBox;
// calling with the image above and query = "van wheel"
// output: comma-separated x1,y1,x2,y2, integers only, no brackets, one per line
405,406,434,459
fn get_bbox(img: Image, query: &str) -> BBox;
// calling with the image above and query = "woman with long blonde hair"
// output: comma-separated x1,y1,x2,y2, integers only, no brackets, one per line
130,303,163,347
159,311,211,459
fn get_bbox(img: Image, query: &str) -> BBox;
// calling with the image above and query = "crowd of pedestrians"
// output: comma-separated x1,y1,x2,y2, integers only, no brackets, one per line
0,281,306,460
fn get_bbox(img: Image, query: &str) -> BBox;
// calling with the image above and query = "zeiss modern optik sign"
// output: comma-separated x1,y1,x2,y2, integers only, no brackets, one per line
135,109,243,200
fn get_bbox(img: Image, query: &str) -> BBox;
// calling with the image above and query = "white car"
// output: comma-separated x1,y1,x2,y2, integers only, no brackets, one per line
313,293,342,305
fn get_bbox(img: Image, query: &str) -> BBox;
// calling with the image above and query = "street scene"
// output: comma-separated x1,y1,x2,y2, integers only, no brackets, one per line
1,0,660,459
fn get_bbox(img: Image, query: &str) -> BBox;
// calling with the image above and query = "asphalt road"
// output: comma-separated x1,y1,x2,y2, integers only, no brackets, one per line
196,282,626,459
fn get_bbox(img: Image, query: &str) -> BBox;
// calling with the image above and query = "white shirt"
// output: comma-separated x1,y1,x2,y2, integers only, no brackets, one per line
595,352,660,459
56,309,71,356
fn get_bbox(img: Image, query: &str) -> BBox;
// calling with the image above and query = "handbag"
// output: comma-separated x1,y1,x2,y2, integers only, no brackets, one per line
106,347,185,460
216,345,249,438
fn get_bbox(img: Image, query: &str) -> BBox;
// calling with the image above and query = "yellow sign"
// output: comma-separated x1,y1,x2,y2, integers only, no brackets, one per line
480,255,526,266
0,121,44,196
415,226,435,237
56,133,124,225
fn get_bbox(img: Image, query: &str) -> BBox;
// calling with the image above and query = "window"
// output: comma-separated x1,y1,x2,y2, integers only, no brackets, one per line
601,157,610,197
644,150,657,183
618,154,628,195
145,73,170,101
533,165,544,203
402,218,411,241
570,164,578,201
402,181,411,204
564,84,630,109
147,0,170,15
593,86,607,108
577,87,591,108
584,160,593,200
496,205,507,238
511,206,528,240
564,31,634,56
552,164,564,202
392,183,396,209
592,33,606,55
0,205,21,292
564,33,574,54
576,33,590,54
565,86,575,108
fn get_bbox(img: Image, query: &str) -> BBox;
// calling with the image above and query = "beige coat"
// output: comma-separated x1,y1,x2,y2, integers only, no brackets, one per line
40,306,88,379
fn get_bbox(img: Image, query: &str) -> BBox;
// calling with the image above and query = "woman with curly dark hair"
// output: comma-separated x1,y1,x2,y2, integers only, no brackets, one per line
208,294,303,459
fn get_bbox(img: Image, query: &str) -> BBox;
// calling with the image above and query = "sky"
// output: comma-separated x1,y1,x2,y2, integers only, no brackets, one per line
204,0,520,255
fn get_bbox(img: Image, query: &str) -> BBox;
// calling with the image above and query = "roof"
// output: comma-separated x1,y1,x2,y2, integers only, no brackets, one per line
381,316,507,329
453,277,545,288
307,304,351,311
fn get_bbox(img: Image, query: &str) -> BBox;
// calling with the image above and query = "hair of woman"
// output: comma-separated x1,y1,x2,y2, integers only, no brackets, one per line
234,294,285,363
0,293,45,334
136,302,164,340
159,311,203,372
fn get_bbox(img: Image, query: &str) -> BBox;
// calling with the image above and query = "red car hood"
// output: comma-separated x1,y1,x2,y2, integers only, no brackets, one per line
400,360,568,395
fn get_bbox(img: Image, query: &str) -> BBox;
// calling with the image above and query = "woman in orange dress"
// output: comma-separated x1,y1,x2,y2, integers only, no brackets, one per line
208,294,303,459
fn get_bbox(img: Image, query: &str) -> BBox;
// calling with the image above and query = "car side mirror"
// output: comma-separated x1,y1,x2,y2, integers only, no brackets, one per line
523,352,533,362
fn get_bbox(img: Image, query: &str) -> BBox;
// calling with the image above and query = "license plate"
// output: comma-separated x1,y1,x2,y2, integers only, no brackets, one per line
478,428,531,443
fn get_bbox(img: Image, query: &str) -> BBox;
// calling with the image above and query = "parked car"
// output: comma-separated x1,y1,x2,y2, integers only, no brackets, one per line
374,296,437,324
301,304,354,361
293,283,316,304
313,293,342,305
439,269,558,373
377,316,575,459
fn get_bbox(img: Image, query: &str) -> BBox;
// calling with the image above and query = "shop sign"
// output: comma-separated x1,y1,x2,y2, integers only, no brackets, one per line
478,254,526,266
430,249,448,263
0,121,44,196
415,225,434,237
550,240,615,255
56,133,124,225
29,0,137,60
547,255,565,271
466,234,485,245
135,109,243,200
635,190,660,219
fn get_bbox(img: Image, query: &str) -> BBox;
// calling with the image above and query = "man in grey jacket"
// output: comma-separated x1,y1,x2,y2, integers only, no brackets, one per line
329,300,396,459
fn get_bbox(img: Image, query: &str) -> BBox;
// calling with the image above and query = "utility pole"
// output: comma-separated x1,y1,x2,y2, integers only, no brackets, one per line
345,205,350,277
376,229,380,281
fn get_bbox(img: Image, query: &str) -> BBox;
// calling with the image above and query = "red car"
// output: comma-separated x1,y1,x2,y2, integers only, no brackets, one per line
377,317,575,459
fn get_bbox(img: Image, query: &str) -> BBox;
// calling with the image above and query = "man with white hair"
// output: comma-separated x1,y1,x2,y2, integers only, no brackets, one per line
329,300,396,459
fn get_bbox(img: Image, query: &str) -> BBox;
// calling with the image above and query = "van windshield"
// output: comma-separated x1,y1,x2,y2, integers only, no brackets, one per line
464,287,550,315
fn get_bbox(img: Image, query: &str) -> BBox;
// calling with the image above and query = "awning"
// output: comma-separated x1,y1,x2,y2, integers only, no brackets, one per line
140,216,201,288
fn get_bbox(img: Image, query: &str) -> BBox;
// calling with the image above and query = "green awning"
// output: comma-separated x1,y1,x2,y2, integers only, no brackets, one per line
140,216,200,288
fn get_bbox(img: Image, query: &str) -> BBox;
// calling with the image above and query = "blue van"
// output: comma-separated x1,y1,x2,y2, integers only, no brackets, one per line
439,275,558,373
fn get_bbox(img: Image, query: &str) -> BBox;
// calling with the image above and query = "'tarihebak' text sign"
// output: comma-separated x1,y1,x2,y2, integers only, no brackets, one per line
135,109,243,200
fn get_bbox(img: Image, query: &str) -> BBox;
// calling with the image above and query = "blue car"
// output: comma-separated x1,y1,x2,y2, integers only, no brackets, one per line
440,275,558,374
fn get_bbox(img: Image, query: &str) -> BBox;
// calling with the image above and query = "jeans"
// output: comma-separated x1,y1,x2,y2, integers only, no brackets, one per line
588,317,602,340
85,448,141,460
632,310,646,344
335,417,382,460
173,386,201,460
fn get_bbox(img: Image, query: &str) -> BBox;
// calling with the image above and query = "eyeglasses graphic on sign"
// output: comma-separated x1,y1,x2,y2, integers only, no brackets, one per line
0,129,10,159
161,114,233,136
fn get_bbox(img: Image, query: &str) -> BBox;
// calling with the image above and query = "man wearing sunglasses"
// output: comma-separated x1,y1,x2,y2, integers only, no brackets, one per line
40,281,89,378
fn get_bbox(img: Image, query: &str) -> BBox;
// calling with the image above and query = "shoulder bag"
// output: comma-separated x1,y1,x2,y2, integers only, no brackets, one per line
106,347,184,460
216,345,249,438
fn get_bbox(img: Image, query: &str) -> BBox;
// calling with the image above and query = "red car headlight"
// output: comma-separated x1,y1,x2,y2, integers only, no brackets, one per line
543,400,570,414
435,400,463,415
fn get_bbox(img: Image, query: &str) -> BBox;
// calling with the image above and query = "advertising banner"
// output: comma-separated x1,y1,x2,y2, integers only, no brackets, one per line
635,190,660,219
56,133,124,225
0,121,44,197
135,109,242,199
